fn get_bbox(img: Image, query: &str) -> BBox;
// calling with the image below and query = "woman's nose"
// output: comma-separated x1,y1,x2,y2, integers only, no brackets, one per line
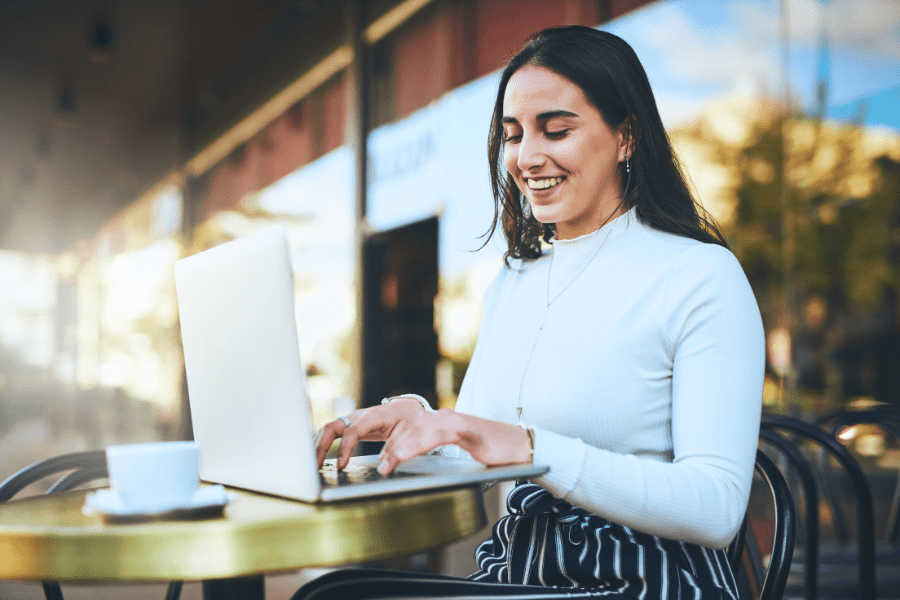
517,133,546,171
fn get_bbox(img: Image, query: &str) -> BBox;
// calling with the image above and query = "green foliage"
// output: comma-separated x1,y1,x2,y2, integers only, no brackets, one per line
725,112,900,322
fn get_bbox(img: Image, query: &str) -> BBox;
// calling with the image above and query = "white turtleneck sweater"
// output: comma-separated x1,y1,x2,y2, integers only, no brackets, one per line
450,208,765,549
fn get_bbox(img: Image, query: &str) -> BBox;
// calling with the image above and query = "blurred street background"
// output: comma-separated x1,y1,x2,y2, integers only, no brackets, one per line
0,0,899,597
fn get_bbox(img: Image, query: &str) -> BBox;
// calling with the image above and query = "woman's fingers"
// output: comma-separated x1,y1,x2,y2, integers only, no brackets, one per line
315,408,367,467
315,418,350,467
321,403,416,468
377,428,436,474
336,423,363,469
378,409,456,474
377,410,533,474
316,399,440,471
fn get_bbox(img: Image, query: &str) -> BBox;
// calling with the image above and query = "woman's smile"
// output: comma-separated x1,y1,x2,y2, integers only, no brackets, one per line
502,65,629,239
526,176,565,190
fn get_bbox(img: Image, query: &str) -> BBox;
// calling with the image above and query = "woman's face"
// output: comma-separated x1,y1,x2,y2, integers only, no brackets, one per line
502,65,628,240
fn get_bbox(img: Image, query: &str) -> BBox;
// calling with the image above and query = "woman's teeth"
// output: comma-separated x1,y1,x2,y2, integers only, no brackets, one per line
527,177,563,190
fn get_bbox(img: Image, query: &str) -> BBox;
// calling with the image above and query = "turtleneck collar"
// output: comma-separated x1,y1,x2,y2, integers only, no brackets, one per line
549,206,635,252
544,207,636,303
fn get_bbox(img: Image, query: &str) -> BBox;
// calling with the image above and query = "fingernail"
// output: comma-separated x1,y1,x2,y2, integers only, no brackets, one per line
378,460,390,475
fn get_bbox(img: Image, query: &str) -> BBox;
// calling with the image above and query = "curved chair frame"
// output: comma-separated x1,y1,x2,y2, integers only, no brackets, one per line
0,450,106,502
817,406,900,544
762,413,877,600
758,429,819,600
754,449,797,600
727,449,796,600
0,450,182,600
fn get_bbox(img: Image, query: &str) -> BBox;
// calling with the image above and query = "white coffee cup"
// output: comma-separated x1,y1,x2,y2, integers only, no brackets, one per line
105,441,200,511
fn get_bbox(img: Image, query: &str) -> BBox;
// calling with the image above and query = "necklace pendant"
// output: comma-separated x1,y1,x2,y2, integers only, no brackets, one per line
516,406,522,419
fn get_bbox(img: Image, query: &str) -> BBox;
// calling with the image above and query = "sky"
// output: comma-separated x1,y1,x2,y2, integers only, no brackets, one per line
605,0,900,130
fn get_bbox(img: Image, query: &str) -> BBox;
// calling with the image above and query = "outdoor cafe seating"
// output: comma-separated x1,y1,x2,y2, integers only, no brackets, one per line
0,450,183,600
0,445,801,600
728,449,797,600
759,406,900,600
0,450,487,600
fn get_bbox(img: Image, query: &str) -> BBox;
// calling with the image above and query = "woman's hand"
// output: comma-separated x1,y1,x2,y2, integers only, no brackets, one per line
316,400,533,474
314,397,426,469
377,409,532,475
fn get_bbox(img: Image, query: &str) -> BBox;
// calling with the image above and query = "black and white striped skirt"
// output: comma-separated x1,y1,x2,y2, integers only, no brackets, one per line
292,483,740,600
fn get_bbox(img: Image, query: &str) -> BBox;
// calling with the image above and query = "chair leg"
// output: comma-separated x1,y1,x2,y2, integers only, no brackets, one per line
735,559,755,600
165,580,183,600
744,524,766,593
201,576,264,600
41,581,64,600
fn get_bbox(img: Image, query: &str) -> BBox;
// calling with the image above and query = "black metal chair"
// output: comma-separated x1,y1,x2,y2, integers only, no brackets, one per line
727,449,797,600
816,405,900,551
0,450,107,502
762,413,878,600
811,405,900,598
758,429,819,600
0,450,183,600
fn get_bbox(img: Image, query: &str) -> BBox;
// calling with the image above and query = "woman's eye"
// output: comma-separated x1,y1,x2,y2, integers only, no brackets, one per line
545,129,569,140
503,133,522,143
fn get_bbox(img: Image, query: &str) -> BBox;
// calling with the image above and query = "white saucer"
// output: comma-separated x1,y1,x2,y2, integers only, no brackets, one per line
83,485,236,520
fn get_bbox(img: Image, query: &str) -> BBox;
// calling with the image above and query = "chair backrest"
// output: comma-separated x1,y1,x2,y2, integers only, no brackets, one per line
0,450,109,600
0,450,183,600
762,413,877,600
728,449,797,600
757,430,819,600
0,450,108,502
816,405,900,543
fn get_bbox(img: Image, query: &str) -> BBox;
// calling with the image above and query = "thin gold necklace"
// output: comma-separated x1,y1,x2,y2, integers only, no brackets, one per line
516,206,623,420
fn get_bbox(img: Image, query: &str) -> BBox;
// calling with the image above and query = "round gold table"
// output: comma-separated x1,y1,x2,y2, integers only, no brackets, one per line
0,485,487,598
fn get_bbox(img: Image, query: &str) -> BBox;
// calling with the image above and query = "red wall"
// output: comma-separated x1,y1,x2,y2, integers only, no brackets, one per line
474,0,600,78
392,6,454,120
198,0,651,219
199,73,347,221
388,0,650,122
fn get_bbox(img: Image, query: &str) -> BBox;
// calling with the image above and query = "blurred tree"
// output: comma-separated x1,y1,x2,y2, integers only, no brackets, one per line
675,98,900,404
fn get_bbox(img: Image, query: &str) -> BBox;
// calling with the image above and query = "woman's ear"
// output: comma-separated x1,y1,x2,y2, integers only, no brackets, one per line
618,116,637,161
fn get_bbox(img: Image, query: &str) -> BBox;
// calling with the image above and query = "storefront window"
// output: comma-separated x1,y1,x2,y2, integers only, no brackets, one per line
608,0,900,410
192,146,357,429
0,252,55,369
364,0,900,412
79,183,185,443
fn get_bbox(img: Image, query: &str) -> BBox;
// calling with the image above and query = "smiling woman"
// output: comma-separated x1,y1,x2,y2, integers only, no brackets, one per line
501,66,629,240
485,26,727,262
294,26,764,600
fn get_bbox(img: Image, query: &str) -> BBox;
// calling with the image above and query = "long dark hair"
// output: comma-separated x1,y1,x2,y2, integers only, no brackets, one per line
486,26,727,260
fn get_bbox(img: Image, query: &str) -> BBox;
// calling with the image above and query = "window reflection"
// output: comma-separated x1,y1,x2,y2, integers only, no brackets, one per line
191,147,356,431
612,0,900,411
1,0,899,482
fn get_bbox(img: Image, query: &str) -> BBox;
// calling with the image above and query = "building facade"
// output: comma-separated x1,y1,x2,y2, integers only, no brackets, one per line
1,0,899,466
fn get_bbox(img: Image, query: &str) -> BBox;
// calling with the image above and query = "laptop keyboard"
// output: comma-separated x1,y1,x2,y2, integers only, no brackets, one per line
319,461,419,488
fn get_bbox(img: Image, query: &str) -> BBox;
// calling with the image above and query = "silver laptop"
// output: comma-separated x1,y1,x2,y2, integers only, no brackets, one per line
174,225,547,502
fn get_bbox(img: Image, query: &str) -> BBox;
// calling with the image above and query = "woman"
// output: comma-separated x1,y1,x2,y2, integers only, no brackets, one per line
295,25,764,599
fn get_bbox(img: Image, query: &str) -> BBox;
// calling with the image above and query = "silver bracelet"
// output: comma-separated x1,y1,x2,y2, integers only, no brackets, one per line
381,394,435,413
